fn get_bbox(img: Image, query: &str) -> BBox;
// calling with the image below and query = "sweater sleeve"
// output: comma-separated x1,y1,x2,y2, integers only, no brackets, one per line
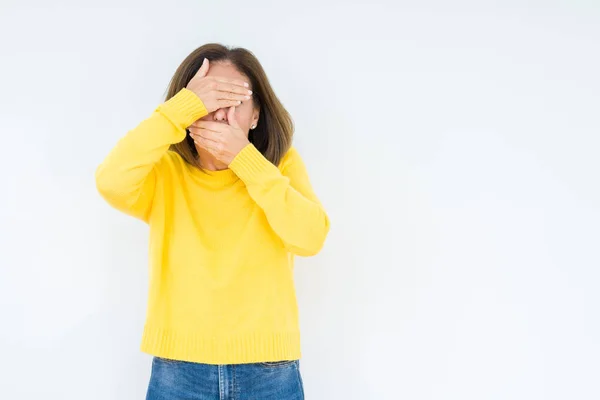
95,88,208,222
228,144,330,256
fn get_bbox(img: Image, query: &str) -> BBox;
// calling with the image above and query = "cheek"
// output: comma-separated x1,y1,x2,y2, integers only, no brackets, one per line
235,109,253,126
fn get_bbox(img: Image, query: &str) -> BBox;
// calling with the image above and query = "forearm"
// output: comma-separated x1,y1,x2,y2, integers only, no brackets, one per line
229,144,330,256
95,88,207,219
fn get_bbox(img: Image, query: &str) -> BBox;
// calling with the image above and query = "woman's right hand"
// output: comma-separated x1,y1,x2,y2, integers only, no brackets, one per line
185,58,252,113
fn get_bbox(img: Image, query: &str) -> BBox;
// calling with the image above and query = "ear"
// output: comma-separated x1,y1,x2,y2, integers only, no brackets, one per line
251,108,260,128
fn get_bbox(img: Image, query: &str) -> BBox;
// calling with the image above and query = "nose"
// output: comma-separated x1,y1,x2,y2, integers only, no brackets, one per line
212,108,228,123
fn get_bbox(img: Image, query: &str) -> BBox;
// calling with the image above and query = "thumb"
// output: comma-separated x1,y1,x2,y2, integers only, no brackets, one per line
196,58,209,78
227,106,240,128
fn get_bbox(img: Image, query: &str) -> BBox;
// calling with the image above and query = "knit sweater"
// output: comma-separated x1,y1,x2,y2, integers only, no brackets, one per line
95,88,330,364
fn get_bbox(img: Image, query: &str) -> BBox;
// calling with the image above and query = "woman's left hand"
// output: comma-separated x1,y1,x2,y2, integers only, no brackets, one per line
189,106,250,165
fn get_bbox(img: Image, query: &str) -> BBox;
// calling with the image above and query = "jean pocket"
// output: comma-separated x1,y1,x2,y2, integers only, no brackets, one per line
155,356,185,364
259,360,298,368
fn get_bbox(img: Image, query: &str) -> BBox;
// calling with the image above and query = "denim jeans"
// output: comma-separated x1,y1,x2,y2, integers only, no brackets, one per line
145,356,305,400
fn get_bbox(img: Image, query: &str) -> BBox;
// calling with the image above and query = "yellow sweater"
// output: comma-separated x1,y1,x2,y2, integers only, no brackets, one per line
95,88,329,364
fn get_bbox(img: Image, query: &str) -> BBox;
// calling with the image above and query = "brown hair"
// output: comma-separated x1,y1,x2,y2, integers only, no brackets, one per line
165,43,294,168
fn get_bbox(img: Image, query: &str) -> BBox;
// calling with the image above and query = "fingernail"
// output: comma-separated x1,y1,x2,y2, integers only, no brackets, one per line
248,90,253,95
244,82,249,87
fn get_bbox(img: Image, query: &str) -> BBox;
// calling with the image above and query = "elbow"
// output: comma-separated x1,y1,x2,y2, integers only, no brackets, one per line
95,164,116,200
95,164,127,206
294,240,326,257
289,214,331,257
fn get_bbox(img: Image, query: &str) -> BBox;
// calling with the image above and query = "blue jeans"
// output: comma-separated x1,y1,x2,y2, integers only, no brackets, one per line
145,356,305,400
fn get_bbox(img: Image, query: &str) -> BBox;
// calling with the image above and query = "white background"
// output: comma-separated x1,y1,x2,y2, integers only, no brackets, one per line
1,1,599,399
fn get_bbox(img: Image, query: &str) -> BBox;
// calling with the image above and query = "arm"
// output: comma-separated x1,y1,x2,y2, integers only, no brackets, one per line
95,88,208,221
229,144,330,256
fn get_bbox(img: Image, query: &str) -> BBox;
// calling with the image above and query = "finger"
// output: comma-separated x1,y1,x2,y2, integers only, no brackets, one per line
217,92,251,104
227,106,239,128
213,77,250,88
190,132,218,144
195,58,209,78
217,99,243,108
190,127,221,141
191,121,224,132
215,82,253,97
216,91,251,103
190,134,220,152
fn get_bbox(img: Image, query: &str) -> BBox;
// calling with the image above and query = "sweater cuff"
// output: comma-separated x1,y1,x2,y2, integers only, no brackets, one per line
157,88,208,130
229,143,282,185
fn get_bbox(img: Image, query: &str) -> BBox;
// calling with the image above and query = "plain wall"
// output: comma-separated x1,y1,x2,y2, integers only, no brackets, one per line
1,1,599,399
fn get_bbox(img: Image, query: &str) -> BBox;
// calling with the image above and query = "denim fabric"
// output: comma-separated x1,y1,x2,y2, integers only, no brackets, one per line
145,356,304,400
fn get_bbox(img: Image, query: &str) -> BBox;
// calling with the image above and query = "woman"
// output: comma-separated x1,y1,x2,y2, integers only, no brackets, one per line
95,43,330,399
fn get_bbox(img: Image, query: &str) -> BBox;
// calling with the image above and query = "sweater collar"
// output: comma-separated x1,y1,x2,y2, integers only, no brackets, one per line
186,163,240,186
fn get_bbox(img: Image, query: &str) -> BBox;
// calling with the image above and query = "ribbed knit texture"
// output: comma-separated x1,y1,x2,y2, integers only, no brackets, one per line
95,88,330,364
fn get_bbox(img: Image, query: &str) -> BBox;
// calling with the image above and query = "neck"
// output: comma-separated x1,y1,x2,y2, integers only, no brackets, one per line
195,146,229,171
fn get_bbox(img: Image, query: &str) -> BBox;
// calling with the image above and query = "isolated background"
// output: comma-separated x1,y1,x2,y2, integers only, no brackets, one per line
1,1,599,399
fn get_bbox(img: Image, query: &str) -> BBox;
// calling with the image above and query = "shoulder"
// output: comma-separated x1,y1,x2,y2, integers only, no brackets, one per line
156,150,190,176
164,149,185,165
278,146,304,171
278,145,312,181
